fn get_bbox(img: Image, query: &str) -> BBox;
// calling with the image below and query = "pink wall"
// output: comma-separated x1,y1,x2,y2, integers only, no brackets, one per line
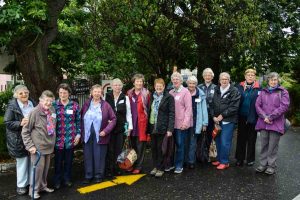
0,74,12,92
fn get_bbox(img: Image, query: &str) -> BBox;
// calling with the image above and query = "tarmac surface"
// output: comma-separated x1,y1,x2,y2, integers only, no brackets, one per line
1,128,300,200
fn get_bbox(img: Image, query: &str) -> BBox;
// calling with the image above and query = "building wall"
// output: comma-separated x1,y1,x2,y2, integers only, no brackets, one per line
0,74,12,92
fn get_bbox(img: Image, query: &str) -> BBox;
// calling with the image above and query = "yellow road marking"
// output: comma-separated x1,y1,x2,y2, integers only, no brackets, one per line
77,174,146,194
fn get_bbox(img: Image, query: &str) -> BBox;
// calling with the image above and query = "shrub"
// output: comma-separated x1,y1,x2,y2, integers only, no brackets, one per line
0,88,13,115
0,116,8,154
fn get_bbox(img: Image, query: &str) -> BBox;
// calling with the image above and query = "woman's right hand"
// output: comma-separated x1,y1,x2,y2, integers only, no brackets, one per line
20,117,29,126
29,147,37,154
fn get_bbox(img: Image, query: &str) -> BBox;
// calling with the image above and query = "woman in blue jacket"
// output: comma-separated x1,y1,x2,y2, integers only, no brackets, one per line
235,69,261,167
185,76,208,168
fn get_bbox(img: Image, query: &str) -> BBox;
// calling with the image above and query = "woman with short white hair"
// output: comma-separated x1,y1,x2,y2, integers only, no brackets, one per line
105,78,133,176
185,76,208,168
198,68,217,158
4,85,36,196
211,72,241,170
169,72,193,173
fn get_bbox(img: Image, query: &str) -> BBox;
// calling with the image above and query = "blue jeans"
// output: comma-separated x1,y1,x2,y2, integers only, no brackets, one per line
185,127,198,164
174,129,188,169
215,122,235,164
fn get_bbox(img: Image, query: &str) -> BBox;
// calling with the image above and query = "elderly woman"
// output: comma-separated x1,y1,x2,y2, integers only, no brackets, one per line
53,83,81,189
127,74,150,174
185,76,208,169
22,90,56,199
4,85,36,195
81,84,116,183
255,72,290,175
105,78,133,176
235,69,261,167
198,68,217,152
149,78,175,177
169,72,193,174
211,72,240,170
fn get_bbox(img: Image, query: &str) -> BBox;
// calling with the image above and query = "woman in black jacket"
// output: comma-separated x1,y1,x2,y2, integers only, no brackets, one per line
149,78,175,177
105,78,133,177
211,73,241,170
4,85,36,195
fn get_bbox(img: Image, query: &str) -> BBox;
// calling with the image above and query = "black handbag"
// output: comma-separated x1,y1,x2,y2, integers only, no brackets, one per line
196,131,209,163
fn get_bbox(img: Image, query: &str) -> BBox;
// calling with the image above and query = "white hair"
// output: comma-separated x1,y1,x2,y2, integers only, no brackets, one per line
187,75,198,84
171,72,183,81
112,78,123,87
13,85,29,98
267,72,281,83
202,68,214,77
219,72,231,81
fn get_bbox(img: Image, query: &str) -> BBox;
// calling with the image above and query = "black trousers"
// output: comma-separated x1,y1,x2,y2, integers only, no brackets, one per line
54,148,74,185
151,134,165,170
130,136,146,170
235,117,257,163
106,130,124,174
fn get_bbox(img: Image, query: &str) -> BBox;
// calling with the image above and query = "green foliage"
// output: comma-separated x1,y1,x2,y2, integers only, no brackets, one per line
0,116,8,154
0,88,13,116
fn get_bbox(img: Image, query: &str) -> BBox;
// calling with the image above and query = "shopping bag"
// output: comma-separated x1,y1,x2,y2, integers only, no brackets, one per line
209,139,217,159
212,123,222,139
117,137,137,170
196,131,209,163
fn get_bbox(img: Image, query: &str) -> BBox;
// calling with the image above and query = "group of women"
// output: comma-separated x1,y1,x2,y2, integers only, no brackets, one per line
4,68,290,199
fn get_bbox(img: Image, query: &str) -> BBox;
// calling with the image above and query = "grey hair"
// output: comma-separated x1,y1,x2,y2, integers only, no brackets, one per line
112,78,123,87
267,72,281,83
202,68,214,77
187,75,198,84
171,72,183,82
13,85,29,98
219,72,231,81
39,90,55,101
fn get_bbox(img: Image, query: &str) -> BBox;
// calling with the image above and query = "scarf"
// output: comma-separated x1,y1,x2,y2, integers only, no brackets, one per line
267,84,279,93
244,81,254,90
127,87,150,116
40,104,55,136
153,92,163,123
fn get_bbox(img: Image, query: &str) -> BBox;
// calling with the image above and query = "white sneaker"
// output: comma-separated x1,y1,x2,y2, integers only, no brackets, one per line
155,170,164,177
174,168,183,174
150,168,157,175
164,166,175,172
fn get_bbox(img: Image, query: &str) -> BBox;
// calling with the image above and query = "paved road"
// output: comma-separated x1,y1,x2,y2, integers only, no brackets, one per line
1,128,300,200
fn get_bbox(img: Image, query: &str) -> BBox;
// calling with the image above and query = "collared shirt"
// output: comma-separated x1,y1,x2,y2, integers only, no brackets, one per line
83,100,102,143
53,99,81,149
174,85,183,93
17,99,34,117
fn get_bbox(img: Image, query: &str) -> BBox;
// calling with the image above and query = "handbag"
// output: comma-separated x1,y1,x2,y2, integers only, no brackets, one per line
196,131,209,163
212,123,222,139
117,137,137,170
284,118,291,133
209,139,217,159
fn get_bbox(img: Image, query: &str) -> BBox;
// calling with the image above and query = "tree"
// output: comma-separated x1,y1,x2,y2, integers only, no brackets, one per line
0,0,86,100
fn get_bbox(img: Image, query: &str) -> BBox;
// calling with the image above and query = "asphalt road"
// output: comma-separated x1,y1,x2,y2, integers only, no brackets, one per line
1,128,300,200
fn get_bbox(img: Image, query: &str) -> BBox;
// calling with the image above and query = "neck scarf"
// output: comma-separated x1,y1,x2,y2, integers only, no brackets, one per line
153,92,164,123
40,104,55,136
244,81,254,90
268,84,279,93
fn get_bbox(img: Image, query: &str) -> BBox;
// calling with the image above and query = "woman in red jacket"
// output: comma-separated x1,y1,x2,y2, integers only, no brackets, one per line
127,74,150,174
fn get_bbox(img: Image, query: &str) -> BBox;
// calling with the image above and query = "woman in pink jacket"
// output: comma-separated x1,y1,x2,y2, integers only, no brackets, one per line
169,72,193,174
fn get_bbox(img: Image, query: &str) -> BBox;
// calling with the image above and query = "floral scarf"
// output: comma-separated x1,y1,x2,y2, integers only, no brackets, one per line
127,87,150,116
40,104,56,136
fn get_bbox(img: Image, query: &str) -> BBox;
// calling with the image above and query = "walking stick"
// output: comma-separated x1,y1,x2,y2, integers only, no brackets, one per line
32,151,41,200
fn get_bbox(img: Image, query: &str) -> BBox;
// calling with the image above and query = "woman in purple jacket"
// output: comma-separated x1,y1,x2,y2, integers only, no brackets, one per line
81,84,116,183
255,72,290,175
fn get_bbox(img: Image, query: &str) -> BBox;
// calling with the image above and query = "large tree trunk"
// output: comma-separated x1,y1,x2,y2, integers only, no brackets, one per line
11,0,66,101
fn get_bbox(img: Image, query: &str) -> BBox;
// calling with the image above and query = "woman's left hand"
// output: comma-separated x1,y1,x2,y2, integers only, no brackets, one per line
99,131,106,137
74,135,81,146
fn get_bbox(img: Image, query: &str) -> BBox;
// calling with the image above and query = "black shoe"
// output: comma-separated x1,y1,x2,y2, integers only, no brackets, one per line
54,183,61,190
235,160,244,167
93,178,103,183
16,187,27,195
189,164,195,169
64,181,73,187
82,178,92,184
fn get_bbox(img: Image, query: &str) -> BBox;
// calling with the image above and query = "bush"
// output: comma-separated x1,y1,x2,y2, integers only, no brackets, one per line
0,88,13,115
0,116,8,154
